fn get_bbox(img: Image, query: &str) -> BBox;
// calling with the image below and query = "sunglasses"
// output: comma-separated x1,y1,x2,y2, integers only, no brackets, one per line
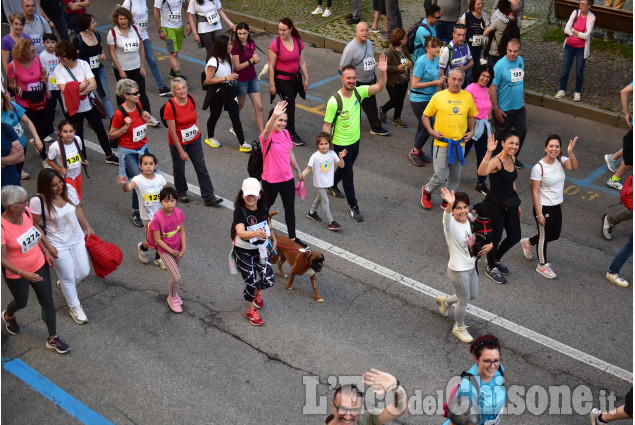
127,91,141,96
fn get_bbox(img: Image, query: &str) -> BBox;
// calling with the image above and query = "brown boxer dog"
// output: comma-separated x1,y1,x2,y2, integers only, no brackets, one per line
271,234,325,302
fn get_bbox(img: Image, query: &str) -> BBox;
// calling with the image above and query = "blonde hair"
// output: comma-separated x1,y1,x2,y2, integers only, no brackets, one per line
169,77,187,94
116,78,139,98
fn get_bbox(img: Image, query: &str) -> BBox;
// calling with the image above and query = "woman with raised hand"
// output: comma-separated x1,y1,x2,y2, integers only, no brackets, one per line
187,0,235,58
231,22,264,134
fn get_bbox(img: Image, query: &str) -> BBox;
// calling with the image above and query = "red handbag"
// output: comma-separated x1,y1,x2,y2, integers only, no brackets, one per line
84,234,122,279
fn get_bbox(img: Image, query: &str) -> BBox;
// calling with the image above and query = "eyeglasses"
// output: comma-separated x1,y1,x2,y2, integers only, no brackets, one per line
333,404,362,415
12,200,28,206
127,91,141,96
482,358,501,367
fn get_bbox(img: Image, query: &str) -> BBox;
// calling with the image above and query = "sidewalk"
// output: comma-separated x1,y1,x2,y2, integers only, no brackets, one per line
222,0,633,127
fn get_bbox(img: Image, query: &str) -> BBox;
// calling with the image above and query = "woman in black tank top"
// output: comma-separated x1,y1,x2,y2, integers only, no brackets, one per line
477,131,522,284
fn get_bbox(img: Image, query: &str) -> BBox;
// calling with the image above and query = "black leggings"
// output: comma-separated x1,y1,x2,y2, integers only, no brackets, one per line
113,67,151,113
206,85,245,144
261,178,297,239
4,263,56,336
274,78,299,137
486,202,522,269
529,204,562,265
382,81,408,120
70,106,114,157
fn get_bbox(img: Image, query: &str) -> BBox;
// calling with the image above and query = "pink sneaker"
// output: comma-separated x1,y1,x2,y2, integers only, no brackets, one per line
167,296,183,313
253,292,263,309
245,308,263,326
174,294,183,306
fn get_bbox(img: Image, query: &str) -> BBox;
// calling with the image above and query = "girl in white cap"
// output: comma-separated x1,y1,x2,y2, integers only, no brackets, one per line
231,177,277,326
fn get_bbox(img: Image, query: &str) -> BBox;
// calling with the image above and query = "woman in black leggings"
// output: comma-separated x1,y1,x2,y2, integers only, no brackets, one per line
477,131,522,284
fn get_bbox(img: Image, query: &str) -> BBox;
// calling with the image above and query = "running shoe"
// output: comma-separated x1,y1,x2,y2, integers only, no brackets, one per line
573,92,581,101
21,170,30,180
204,196,223,206
370,127,390,136
239,142,253,152
536,263,556,279
105,154,119,165
147,116,161,127
514,159,524,169
601,214,614,240
604,153,621,173
328,186,345,198
291,135,305,146
229,127,236,135
485,267,506,284
46,336,71,354
307,211,323,222
606,178,623,191
590,408,608,425
311,6,323,14
322,9,332,17
392,118,407,128
69,305,88,324
167,296,183,313
475,183,489,195
369,25,380,33
520,238,533,260
159,86,172,97
253,292,264,309
494,261,509,274
436,296,449,317
328,221,342,231
346,17,361,25
452,325,473,343
154,258,167,270
2,311,21,335
245,308,263,325
409,149,425,166
293,238,309,250
554,90,565,99
378,32,388,39
179,195,190,203
440,200,448,210
131,212,143,228
606,271,629,287
349,206,363,222
421,187,432,210
138,242,150,264
205,137,221,148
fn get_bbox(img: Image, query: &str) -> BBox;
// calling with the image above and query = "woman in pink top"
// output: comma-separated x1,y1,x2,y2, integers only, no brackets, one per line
555,0,595,102
267,17,309,147
465,65,493,195
259,101,308,250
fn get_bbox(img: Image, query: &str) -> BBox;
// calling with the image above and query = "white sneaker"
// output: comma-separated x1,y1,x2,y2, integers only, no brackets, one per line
138,242,150,264
239,142,252,152
311,6,323,14
520,238,533,260
452,325,473,343
205,137,221,148
70,305,88,324
601,214,614,240
20,170,30,180
536,263,556,279
590,408,608,425
606,271,629,287
322,9,332,17
555,90,565,99
436,296,449,316
573,92,581,101
154,258,167,270
604,153,621,173
147,116,160,127
43,135,53,142
606,179,623,191
229,127,236,136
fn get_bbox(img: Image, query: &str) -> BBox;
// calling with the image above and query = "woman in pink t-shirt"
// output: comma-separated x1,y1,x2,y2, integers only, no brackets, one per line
555,0,595,101
259,101,308,250
267,17,309,146
465,65,493,195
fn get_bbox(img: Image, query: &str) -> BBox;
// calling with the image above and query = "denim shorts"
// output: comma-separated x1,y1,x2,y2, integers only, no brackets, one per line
235,77,261,97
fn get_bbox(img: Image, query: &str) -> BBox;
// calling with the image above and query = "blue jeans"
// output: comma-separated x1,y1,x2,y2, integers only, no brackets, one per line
559,43,586,93
168,137,216,200
118,144,151,212
95,66,115,118
333,139,360,208
608,232,633,274
143,38,166,90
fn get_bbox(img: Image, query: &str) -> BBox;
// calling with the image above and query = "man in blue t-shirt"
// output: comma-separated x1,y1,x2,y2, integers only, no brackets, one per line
1,123,24,188
490,38,527,167
411,4,440,64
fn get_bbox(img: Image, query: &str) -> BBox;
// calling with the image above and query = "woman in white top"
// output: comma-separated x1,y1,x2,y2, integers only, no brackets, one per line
30,168,95,324
521,134,578,279
107,7,159,126
436,188,492,344
187,0,235,57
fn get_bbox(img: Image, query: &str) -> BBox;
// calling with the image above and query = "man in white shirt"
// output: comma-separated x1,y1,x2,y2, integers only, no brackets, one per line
154,0,191,80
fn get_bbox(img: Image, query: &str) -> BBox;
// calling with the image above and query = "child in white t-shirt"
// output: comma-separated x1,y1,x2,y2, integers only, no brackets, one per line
117,152,168,269
301,132,346,231
47,120,88,199
39,33,64,157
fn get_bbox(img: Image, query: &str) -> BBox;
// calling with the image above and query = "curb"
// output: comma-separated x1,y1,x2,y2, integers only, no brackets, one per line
224,10,627,130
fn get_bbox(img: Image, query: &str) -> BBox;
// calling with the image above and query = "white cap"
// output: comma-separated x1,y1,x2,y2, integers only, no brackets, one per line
242,177,261,196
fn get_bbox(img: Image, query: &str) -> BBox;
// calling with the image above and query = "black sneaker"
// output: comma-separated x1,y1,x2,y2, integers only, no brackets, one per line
159,86,172,97
329,221,342,231
514,159,524,169
292,238,309,250
105,154,119,165
494,261,509,274
346,17,361,24
475,183,489,196
349,206,363,222
370,127,390,136
204,196,223,206
179,195,190,203
291,135,305,146
328,186,345,199
46,335,71,354
307,211,323,222
3,311,21,335
131,212,143,228
486,267,507,284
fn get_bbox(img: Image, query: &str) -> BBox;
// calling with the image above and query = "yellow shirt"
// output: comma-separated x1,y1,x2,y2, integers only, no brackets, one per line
423,89,478,147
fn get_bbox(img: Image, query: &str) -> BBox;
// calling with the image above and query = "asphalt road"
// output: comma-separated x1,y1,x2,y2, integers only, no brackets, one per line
1,3,632,424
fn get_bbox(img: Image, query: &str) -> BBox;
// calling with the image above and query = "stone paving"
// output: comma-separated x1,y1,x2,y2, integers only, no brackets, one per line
223,0,633,113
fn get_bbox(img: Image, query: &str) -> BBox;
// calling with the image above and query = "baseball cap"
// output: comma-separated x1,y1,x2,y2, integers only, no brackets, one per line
242,177,261,197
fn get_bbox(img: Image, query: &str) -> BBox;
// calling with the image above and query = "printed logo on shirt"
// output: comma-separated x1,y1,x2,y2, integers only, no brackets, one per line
452,107,459,114
247,215,257,225
319,159,331,173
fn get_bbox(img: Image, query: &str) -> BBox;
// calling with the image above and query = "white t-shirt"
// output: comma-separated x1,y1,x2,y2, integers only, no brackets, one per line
48,136,84,179
132,173,167,220
187,0,222,34
205,56,232,78
54,60,94,113
155,0,185,29
29,185,83,248
106,26,142,71
443,211,475,271
121,0,150,40
39,50,60,91
530,156,568,206
307,150,339,188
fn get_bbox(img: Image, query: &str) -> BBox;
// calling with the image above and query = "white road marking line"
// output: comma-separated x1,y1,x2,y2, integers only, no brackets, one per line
88,140,632,382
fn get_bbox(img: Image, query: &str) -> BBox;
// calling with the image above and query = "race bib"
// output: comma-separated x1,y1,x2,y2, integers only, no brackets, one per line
31,34,43,47
471,34,485,46
137,19,148,30
168,11,181,24
89,54,100,69
17,226,42,254
132,124,147,142
143,193,160,206
13,123,24,138
123,40,139,52
27,81,43,91
246,221,271,244
205,10,219,24
180,124,198,142
510,68,524,83
363,57,376,72
66,153,82,169
48,76,58,90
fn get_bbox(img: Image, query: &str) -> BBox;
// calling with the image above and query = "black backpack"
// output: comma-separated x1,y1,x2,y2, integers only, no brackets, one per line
329,88,362,136
160,94,195,127
109,104,143,148
56,137,89,178
247,130,289,179
406,19,431,53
